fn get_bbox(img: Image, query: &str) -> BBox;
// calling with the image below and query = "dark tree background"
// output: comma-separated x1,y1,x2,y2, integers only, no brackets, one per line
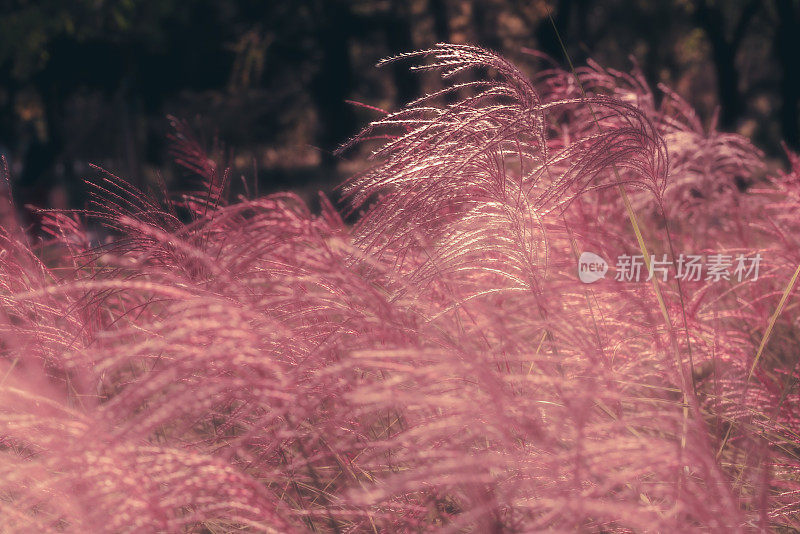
0,0,797,212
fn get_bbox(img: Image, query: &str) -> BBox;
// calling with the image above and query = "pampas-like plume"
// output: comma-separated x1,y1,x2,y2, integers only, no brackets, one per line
1,44,799,532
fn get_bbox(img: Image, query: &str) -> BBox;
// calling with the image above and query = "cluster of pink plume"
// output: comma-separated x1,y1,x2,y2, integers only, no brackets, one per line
1,43,800,532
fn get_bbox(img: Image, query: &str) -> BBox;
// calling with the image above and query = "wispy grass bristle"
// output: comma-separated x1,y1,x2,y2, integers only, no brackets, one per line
1,45,799,532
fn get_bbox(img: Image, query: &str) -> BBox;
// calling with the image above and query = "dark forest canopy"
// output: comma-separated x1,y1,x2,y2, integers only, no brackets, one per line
0,0,798,210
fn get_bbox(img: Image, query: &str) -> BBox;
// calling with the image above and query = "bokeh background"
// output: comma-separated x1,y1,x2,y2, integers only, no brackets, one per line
0,0,797,213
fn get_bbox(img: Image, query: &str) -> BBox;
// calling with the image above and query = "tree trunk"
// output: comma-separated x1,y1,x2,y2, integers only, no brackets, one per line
387,0,421,106
774,0,800,148
694,0,742,130
310,0,357,167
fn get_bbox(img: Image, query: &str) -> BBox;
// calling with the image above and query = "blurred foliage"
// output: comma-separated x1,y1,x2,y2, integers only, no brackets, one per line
0,0,797,212
0,0,174,79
